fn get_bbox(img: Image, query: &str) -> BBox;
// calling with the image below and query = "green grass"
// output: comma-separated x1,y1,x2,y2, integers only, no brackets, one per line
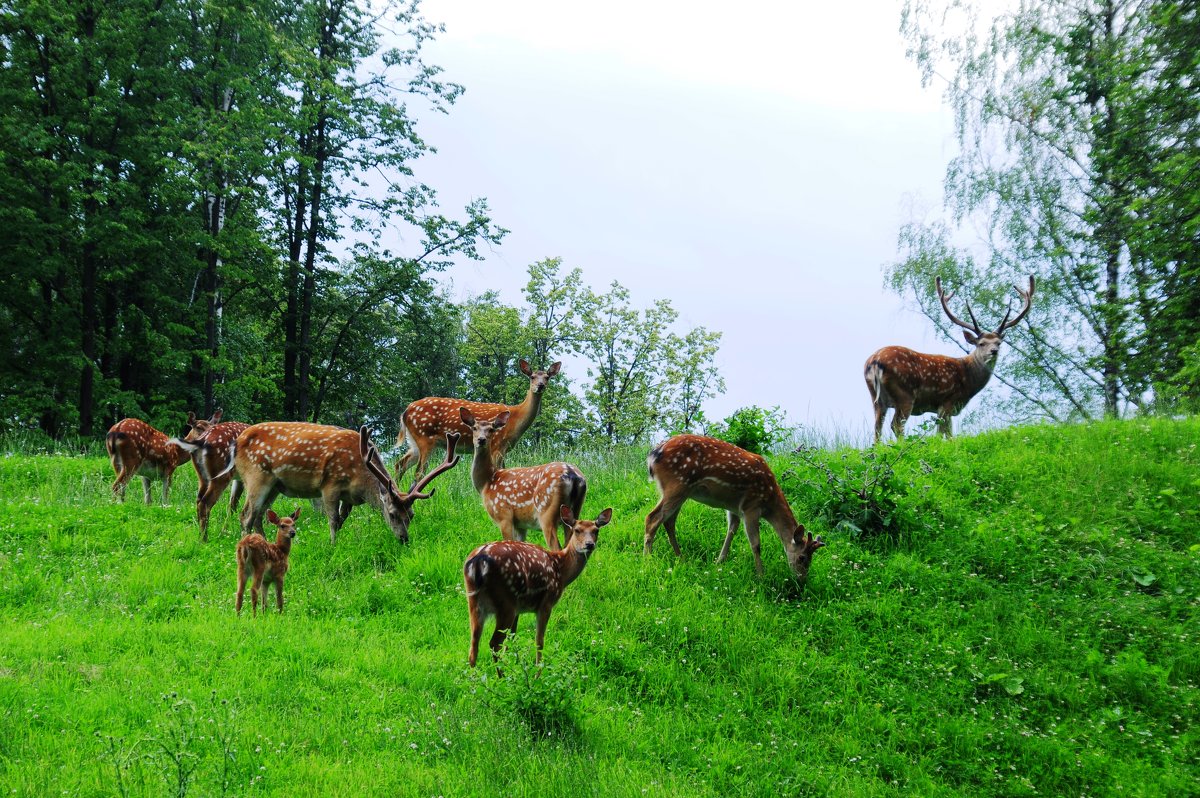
1,418,1197,796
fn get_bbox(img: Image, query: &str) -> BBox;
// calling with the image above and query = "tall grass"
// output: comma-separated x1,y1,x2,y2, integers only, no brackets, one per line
0,418,1197,796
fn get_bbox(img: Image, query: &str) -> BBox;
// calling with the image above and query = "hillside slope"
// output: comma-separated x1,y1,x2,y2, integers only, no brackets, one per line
0,418,1196,796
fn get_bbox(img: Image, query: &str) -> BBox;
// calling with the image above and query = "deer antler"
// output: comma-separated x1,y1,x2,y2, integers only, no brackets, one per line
359,427,405,501
996,276,1035,335
406,432,461,499
936,277,983,334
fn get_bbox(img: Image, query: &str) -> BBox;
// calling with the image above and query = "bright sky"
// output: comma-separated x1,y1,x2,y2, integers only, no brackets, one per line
404,0,962,440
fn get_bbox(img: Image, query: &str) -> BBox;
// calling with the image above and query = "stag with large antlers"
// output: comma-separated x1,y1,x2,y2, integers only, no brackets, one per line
219,422,460,544
865,276,1034,442
395,359,561,480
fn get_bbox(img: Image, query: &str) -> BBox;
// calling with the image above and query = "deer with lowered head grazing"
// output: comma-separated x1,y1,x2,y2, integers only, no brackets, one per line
395,359,562,480
460,406,586,550
218,422,460,544
169,409,251,541
865,276,1034,442
236,507,300,616
105,417,194,504
644,434,825,583
465,505,612,669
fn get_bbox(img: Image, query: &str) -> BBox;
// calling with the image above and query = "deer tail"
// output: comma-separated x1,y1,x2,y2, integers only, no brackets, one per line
564,466,587,518
106,430,122,469
647,441,665,479
464,551,491,595
213,438,236,479
865,360,885,405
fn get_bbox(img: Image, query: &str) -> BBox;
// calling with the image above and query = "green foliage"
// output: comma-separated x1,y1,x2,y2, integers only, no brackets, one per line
708,405,788,454
785,438,931,540
475,645,582,741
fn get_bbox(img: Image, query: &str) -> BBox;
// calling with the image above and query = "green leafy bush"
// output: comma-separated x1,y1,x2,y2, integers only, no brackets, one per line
708,405,789,454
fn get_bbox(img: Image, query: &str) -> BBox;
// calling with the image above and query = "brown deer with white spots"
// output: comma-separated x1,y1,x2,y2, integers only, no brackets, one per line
236,507,300,616
169,410,251,541
105,418,193,504
460,406,586,551
464,505,611,669
864,276,1034,442
644,434,825,582
220,422,460,544
395,359,562,480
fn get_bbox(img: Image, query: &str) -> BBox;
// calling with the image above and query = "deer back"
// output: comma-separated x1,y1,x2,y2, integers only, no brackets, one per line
107,418,191,473
648,434,789,520
235,422,375,501
482,463,585,524
404,398,512,459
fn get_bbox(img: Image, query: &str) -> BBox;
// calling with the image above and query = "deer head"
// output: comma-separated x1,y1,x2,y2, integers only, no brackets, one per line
359,426,460,543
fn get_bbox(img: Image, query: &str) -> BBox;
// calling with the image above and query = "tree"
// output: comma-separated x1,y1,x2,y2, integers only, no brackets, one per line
896,0,1200,421
662,326,724,434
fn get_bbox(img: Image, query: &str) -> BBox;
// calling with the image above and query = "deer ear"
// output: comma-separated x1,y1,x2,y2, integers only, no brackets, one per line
595,508,613,528
266,509,281,526
494,411,511,428
290,507,302,521
547,361,562,376
459,406,476,426
211,409,223,423
358,426,372,459
519,359,532,376
963,330,980,346
187,411,197,427
791,525,807,545
559,504,577,528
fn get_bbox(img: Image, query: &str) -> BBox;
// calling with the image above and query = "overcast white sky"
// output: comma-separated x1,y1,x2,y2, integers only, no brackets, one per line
400,0,963,439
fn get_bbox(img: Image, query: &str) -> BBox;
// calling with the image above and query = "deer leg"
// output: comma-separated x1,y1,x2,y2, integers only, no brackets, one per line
873,401,888,444
250,574,263,618
322,487,343,545
236,562,249,615
539,508,562,551
661,505,684,556
394,447,419,482
140,476,152,505
534,606,552,665
111,469,129,502
242,484,277,536
274,577,284,613
490,608,519,674
937,406,954,438
890,398,913,440
161,471,173,506
228,479,243,514
743,512,765,575
717,511,741,563
468,606,486,668
496,517,519,543
645,495,685,555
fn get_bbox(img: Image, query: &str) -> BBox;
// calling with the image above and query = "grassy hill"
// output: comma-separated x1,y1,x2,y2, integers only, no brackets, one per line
0,419,1197,796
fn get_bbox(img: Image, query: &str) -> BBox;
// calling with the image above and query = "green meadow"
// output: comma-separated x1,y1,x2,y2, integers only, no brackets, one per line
1,419,1197,797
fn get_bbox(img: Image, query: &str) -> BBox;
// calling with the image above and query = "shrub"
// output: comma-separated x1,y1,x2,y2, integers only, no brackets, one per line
708,405,789,454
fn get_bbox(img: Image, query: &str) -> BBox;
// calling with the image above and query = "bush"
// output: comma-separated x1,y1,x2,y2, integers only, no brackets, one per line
708,405,789,454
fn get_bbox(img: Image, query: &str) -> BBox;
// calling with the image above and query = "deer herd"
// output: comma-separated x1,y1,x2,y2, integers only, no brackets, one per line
101,276,1033,669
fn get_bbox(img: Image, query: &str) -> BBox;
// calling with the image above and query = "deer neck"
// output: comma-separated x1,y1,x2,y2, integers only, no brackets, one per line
554,545,591,587
470,440,498,493
506,384,542,439
274,535,293,556
962,349,998,398
764,496,801,550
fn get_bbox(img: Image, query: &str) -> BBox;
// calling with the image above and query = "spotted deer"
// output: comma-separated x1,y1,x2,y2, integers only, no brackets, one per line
220,423,460,544
460,406,586,550
395,359,562,480
865,276,1035,442
236,507,300,616
465,505,612,669
169,410,251,541
105,418,193,504
644,434,825,582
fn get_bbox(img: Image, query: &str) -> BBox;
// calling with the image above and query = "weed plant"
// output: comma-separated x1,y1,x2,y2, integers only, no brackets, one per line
0,418,1197,796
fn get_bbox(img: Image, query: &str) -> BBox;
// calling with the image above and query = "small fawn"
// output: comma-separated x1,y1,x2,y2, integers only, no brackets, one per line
461,406,586,550
464,505,612,669
236,508,300,616
645,434,825,583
